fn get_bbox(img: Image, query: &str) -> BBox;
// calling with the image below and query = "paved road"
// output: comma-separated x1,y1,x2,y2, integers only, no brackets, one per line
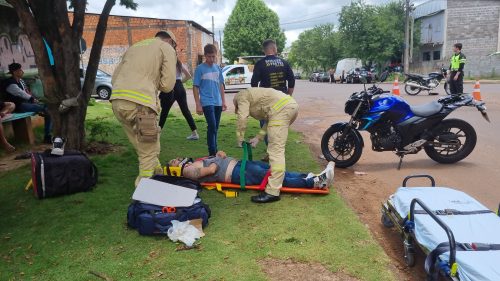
291,80,500,209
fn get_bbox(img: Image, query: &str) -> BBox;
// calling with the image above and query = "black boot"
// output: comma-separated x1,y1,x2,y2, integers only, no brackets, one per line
251,192,280,203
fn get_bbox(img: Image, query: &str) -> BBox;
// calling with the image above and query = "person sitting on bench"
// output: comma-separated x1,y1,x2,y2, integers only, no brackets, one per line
3,63,52,143
0,101,16,152
168,151,335,189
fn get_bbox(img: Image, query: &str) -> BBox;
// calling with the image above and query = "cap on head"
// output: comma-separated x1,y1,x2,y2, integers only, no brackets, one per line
8,62,22,74
155,30,176,45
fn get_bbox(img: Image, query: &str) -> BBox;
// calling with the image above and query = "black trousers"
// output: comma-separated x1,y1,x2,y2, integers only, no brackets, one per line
449,71,464,95
159,80,197,131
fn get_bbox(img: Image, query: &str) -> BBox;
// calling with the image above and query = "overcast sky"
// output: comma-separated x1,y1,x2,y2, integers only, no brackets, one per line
85,0,425,47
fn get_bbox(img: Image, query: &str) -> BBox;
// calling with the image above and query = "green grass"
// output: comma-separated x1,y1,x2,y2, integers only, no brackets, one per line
0,103,394,281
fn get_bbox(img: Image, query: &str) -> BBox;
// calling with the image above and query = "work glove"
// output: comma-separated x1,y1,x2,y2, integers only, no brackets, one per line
249,136,260,148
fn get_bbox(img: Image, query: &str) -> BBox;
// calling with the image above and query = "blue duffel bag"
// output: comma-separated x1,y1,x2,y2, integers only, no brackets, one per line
126,175,211,235
127,200,211,235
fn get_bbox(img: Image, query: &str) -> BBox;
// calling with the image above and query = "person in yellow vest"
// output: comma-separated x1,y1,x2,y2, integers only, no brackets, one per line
110,30,177,186
233,87,299,203
448,43,466,95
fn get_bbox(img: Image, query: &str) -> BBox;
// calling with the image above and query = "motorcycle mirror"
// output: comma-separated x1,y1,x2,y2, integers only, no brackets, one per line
379,71,389,82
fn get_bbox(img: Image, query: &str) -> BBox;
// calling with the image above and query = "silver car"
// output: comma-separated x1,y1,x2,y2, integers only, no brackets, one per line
80,68,112,100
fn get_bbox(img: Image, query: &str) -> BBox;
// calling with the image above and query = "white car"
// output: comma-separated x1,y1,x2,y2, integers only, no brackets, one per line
222,64,253,92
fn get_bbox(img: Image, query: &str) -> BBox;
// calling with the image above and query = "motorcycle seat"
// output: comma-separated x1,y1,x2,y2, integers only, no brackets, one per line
406,73,431,80
410,101,443,117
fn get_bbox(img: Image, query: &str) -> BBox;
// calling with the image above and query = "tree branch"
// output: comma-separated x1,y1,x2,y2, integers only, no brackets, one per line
72,0,86,38
82,0,116,101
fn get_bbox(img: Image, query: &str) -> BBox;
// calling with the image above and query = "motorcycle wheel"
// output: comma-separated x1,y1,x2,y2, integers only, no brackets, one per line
321,126,363,168
424,119,477,164
404,83,421,95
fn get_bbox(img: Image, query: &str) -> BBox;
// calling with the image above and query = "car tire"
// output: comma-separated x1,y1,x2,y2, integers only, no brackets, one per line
97,86,111,100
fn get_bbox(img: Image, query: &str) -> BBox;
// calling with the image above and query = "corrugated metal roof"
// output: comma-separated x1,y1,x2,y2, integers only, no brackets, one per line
413,0,446,19
0,0,13,8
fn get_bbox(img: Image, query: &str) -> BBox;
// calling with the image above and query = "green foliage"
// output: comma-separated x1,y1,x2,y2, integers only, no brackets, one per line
223,0,286,62
0,103,395,281
88,98,96,106
338,0,405,65
85,117,115,142
288,24,342,73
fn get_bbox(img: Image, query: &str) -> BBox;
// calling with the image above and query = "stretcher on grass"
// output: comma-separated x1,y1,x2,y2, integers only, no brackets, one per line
381,175,500,281
163,142,330,196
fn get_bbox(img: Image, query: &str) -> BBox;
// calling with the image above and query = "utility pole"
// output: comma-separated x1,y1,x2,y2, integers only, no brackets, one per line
212,15,215,44
219,30,223,64
404,0,410,74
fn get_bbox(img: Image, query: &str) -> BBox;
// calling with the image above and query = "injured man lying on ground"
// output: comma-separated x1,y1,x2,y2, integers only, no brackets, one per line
168,151,334,189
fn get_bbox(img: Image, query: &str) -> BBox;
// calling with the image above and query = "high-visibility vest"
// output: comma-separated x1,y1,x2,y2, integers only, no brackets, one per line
450,53,466,71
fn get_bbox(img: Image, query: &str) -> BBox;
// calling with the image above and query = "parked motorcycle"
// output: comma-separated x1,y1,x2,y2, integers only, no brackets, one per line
404,67,449,96
321,73,489,169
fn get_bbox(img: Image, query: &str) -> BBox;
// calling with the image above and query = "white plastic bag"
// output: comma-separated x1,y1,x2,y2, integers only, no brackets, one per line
167,220,203,247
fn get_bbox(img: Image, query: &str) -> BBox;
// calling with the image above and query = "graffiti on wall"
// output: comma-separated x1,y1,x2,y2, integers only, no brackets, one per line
81,45,128,75
0,33,36,72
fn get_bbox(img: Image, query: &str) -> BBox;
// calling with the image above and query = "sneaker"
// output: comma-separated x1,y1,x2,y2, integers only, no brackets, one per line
313,172,328,188
50,136,65,156
306,172,315,179
186,133,199,140
313,162,335,189
325,161,335,187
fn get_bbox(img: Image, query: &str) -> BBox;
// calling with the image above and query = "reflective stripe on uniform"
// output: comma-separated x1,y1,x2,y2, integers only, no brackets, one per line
272,96,292,111
140,169,154,177
268,119,288,127
271,164,285,172
133,38,155,47
112,89,152,104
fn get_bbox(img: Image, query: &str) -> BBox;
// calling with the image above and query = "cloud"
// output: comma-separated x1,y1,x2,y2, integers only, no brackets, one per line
85,0,405,47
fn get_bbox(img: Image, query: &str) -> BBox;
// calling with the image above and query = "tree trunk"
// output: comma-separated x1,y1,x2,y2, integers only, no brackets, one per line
7,0,116,150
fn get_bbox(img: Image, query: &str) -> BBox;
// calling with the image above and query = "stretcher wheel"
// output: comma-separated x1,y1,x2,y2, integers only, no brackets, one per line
404,243,416,267
381,212,395,228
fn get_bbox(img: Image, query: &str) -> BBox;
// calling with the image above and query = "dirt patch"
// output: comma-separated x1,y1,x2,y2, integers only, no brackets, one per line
85,141,122,155
0,144,51,173
259,258,360,281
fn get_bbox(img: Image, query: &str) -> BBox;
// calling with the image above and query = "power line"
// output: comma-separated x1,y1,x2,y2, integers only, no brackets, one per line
280,11,339,26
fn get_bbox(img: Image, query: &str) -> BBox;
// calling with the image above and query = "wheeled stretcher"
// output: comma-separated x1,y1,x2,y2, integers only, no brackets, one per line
381,175,500,281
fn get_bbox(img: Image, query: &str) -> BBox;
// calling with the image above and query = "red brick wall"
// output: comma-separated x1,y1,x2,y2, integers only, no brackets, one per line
69,13,218,75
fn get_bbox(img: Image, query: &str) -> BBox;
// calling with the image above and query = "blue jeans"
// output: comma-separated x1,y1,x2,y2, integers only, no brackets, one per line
202,105,222,156
18,102,52,138
231,161,314,188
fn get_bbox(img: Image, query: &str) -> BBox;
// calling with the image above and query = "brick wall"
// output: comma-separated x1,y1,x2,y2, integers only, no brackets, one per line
71,13,217,75
446,0,500,77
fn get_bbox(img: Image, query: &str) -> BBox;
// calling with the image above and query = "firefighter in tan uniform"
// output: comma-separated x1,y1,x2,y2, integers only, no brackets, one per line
234,87,299,203
111,31,177,186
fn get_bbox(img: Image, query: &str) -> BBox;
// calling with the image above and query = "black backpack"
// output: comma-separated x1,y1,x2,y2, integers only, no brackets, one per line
30,149,98,199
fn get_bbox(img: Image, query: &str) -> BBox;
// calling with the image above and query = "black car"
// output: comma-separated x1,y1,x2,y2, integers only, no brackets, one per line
309,72,320,81
294,72,302,79
316,72,330,82
345,68,372,84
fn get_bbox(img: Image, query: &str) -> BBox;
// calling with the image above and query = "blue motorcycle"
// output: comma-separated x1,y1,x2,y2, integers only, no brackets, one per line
321,73,489,168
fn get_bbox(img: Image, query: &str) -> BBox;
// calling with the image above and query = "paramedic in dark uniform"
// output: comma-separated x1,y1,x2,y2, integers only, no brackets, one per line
250,39,295,161
448,43,466,95
251,39,295,95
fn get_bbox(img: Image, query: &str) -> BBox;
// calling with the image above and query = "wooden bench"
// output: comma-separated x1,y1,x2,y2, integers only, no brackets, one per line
1,112,37,144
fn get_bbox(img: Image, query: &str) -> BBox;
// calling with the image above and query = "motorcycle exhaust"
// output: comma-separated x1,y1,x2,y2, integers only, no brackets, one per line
405,82,431,90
